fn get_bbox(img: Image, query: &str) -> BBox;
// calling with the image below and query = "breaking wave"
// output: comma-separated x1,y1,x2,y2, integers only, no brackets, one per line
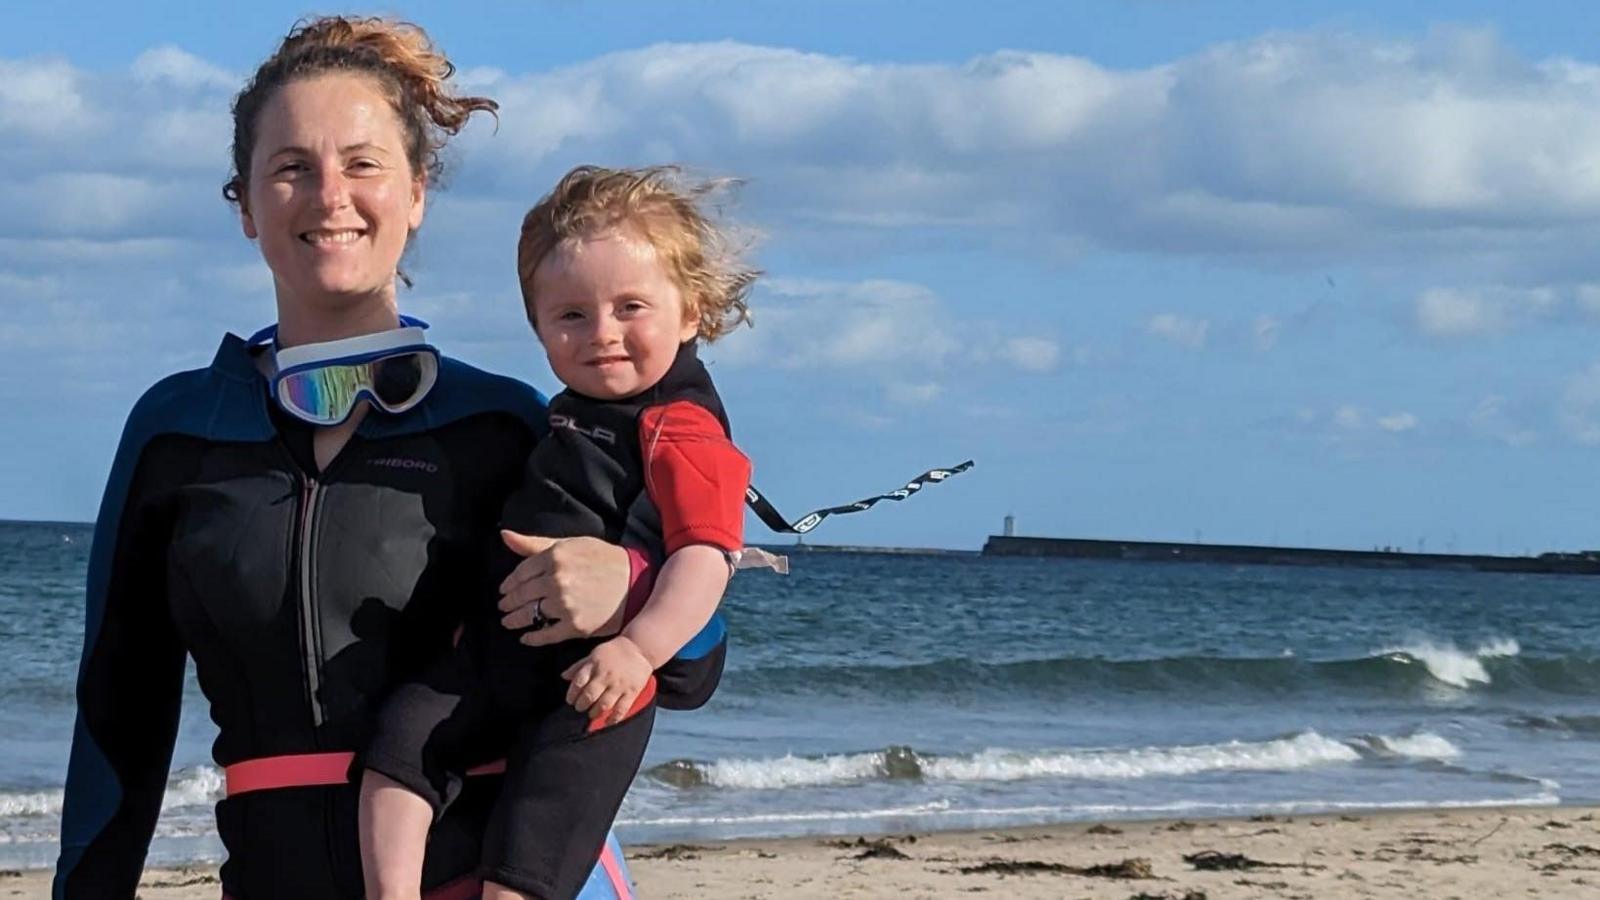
725,636,1593,699
643,730,1460,791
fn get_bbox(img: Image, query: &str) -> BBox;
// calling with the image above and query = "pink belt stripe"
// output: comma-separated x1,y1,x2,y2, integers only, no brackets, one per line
598,840,632,898
223,751,505,797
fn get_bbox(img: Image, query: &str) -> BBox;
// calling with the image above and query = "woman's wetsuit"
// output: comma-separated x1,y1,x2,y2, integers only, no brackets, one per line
52,333,687,899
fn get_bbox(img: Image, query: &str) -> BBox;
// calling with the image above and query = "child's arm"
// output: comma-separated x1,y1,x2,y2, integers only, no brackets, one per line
564,400,749,722
563,547,729,721
619,544,730,667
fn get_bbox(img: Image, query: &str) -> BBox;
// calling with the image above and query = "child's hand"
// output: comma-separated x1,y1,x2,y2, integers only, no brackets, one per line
562,636,654,724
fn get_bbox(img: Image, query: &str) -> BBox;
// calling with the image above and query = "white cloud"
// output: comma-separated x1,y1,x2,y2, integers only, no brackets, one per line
0,271,62,300
0,58,90,137
1147,313,1209,348
1252,315,1281,351
1327,406,1418,434
13,28,1600,266
131,46,236,91
1376,412,1419,433
139,106,234,170
2,173,171,236
1417,287,1505,337
1577,285,1600,319
1333,405,1364,430
1469,394,1538,446
1560,362,1600,445
885,381,943,404
437,28,1600,265
710,277,1047,377
1000,336,1060,372
1415,285,1559,338
0,237,191,265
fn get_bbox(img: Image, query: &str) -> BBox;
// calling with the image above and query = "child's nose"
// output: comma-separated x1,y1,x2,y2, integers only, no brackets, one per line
591,316,623,344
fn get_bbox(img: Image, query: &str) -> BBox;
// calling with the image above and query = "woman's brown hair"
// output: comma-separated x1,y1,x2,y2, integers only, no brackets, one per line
222,16,497,205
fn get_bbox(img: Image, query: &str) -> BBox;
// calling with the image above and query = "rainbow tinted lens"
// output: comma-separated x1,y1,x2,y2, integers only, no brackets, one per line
275,350,437,425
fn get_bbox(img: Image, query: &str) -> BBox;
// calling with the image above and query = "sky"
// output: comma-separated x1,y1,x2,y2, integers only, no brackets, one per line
5,1,1600,553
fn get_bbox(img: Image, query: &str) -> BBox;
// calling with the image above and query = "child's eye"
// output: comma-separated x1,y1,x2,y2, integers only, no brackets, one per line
557,309,585,321
619,299,649,314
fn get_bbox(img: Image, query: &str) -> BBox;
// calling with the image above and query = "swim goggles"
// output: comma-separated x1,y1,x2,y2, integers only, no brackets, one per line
248,315,439,426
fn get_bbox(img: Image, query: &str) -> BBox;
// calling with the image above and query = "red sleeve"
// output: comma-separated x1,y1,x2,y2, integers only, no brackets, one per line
640,400,751,555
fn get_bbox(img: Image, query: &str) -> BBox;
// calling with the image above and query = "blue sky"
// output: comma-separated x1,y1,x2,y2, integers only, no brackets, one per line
6,2,1600,553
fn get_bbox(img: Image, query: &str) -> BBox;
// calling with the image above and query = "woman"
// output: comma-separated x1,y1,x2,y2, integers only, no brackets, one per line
52,17,705,899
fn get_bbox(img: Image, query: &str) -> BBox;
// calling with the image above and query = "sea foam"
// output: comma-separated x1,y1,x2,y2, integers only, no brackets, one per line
1376,637,1519,688
0,766,220,821
641,730,1463,791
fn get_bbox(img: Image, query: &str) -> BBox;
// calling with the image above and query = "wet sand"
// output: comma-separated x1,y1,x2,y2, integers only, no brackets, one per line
11,804,1599,898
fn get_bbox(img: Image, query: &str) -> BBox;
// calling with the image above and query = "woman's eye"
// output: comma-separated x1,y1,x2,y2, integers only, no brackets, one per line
350,159,381,172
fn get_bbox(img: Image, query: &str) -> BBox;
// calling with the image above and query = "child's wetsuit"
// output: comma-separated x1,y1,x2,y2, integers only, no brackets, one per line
364,341,749,899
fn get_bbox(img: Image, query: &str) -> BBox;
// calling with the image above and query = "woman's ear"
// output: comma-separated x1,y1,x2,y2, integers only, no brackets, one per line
409,174,428,232
239,201,258,240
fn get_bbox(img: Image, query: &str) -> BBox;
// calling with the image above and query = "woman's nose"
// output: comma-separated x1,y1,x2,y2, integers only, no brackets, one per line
313,167,351,211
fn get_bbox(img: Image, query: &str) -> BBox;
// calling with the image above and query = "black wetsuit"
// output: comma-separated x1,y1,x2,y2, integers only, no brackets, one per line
364,343,735,899
53,334,682,899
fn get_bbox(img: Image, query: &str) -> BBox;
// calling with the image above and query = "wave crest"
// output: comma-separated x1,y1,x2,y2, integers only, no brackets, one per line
0,765,220,820
642,730,1457,791
1376,638,1520,688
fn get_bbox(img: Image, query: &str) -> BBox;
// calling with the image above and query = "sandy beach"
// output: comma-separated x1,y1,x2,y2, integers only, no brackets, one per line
9,805,1599,899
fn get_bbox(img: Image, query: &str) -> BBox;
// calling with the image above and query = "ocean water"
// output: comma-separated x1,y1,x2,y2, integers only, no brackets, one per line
3,518,1598,870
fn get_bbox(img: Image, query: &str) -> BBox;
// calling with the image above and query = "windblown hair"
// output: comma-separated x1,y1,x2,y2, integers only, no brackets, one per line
517,165,759,342
222,15,497,204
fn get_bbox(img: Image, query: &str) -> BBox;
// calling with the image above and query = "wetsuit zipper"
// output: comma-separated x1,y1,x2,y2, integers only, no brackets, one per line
297,476,327,728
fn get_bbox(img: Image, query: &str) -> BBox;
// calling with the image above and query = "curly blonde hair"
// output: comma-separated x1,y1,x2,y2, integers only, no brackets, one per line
223,16,497,203
517,165,758,342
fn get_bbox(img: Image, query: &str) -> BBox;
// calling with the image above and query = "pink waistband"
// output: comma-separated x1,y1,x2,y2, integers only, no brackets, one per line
223,751,506,798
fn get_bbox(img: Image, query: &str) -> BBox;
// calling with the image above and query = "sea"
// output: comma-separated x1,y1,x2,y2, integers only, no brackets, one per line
3,518,1598,871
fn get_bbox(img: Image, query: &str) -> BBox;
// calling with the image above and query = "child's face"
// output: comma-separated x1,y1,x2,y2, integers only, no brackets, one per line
531,226,699,400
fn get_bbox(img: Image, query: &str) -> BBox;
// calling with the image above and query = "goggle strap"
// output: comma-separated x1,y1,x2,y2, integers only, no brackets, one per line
275,327,431,372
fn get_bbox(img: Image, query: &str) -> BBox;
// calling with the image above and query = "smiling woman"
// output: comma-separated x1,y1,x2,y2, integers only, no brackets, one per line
221,18,496,348
239,74,428,325
53,15,664,900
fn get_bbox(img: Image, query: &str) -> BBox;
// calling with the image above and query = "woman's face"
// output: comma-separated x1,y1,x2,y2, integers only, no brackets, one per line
240,74,425,316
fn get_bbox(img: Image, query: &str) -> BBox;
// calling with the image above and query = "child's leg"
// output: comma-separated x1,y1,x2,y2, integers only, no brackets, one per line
479,696,656,900
359,771,435,900
359,648,497,899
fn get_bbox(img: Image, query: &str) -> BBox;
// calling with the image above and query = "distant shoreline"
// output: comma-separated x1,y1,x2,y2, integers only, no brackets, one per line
985,534,1600,575
757,542,979,557
10,519,1599,573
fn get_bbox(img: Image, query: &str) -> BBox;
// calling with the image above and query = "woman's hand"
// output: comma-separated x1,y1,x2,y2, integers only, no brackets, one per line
496,530,630,644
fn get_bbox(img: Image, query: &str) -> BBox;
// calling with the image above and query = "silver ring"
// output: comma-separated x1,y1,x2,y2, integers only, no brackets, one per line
530,598,558,631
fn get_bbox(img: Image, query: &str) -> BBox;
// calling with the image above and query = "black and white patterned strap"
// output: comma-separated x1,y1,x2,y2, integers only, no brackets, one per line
744,460,975,535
